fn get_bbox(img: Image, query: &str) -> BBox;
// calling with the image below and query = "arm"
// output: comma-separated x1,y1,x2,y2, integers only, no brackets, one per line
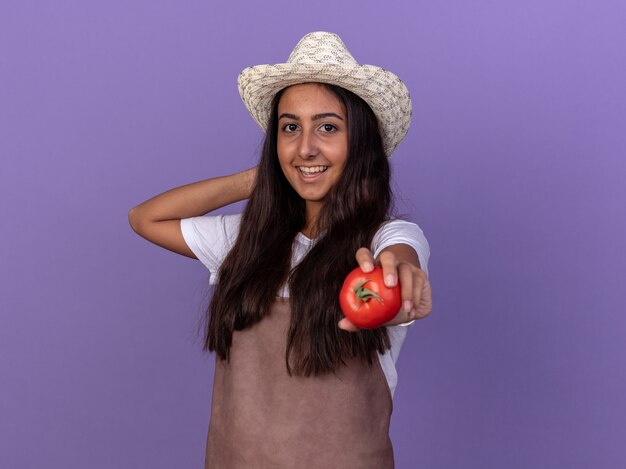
128,167,257,257
338,243,432,331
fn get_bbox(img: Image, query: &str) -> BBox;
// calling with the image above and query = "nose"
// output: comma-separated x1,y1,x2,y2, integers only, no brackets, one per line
298,129,319,159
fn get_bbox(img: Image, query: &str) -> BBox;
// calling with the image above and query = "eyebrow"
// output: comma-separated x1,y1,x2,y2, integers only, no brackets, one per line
278,112,344,121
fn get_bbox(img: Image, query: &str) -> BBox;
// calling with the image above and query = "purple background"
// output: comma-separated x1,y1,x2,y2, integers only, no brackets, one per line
2,1,625,468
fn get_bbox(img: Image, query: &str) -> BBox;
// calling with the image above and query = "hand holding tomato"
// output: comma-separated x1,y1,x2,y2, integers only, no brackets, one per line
338,245,432,332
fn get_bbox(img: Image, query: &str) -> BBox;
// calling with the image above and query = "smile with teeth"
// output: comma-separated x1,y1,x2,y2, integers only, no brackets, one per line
298,166,328,175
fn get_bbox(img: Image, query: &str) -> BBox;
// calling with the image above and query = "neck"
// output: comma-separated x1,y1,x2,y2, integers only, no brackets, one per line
303,202,322,238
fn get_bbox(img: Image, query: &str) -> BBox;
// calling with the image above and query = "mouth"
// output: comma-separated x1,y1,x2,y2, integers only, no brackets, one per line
297,165,329,177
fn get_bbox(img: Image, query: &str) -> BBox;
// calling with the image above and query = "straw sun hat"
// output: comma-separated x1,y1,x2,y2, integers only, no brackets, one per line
237,31,412,157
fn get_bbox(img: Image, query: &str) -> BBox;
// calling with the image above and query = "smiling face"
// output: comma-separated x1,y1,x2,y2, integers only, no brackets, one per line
276,83,349,232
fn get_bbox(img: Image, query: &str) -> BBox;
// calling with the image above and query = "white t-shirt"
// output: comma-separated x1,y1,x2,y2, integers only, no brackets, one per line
180,214,430,397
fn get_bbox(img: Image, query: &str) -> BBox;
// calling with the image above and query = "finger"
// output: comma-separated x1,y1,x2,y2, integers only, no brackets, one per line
397,263,415,314
409,269,425,320
355,247,375,273
338,317,361,332
377,250,398,287
413,275,433,319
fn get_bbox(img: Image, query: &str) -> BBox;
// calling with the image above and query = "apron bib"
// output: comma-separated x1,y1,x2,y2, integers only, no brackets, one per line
205,298,394,468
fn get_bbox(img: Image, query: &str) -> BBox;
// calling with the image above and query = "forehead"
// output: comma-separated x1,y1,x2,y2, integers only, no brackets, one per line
277,83,346,114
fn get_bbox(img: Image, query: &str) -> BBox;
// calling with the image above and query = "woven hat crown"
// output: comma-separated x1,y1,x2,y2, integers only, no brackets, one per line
287,32,358,66
238,31,412,157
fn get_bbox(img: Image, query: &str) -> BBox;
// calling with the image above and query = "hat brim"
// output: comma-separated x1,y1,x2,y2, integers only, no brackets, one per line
238,63,411,157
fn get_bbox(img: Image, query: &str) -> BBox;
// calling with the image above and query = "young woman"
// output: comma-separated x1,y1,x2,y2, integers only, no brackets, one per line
129,32,432,469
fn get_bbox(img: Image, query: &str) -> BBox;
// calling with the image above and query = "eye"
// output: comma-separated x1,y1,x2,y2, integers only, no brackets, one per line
320,123,337,133
283,123,299,132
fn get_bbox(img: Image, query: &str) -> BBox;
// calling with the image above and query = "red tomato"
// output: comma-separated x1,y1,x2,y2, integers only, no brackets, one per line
339,266,402,329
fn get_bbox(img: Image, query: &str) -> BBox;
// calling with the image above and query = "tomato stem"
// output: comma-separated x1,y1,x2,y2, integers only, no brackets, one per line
354,280,384,304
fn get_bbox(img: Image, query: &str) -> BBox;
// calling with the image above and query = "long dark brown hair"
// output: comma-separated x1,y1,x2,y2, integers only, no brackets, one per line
203,83,394,376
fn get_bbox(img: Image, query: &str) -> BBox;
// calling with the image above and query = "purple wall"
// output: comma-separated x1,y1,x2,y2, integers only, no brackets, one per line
2,1,625,468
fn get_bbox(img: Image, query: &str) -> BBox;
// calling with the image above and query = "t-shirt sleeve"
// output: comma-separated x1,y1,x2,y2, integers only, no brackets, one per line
371,218,430,276
179,213,242,284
